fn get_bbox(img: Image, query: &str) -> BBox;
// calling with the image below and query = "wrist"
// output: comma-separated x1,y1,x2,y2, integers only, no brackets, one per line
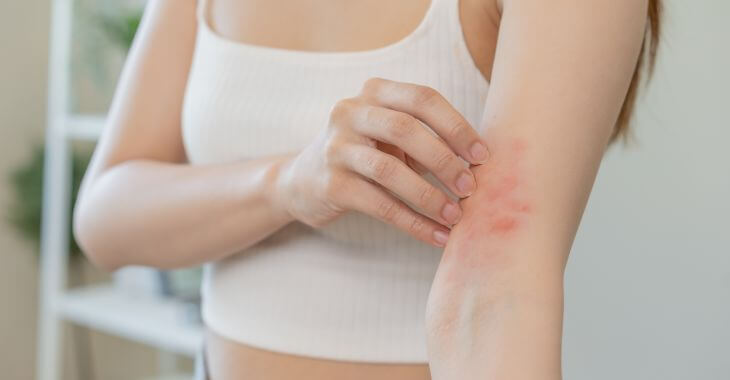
426,269,565,322
426,274,564,380
426,292,564,380
265,154,297,225
426,254,565,340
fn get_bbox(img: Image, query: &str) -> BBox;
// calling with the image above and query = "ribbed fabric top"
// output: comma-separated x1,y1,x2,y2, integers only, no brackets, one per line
181,0,490,363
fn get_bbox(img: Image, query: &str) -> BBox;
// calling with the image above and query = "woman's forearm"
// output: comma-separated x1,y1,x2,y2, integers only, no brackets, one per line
425,132,582,379
426,201,567,380
73,154,295,271
426,247,565,380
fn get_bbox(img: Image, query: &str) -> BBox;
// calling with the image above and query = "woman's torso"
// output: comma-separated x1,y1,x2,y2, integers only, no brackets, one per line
182,0,499,378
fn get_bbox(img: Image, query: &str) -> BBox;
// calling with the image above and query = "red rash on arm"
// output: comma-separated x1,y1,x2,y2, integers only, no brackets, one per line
427,138,537,316
462,137,533,239
437,137,535,278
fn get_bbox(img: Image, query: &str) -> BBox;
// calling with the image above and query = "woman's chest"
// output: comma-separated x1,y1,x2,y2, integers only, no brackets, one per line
182,61,345,163
182,0,493,164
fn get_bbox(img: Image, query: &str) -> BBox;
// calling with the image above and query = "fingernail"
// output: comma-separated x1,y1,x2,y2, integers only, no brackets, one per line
433,229,450,246
455,171,476,196
441,202,462,225
470,141,489,163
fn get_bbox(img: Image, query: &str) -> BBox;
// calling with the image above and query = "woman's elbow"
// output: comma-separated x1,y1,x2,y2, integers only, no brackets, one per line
72,193,124,272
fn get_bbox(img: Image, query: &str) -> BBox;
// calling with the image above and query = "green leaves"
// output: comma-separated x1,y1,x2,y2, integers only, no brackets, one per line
98,9,143,51
6,143,91,256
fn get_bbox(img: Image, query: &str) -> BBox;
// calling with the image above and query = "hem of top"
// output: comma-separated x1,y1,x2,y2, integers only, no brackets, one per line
196,0,440,66
201,305,431,365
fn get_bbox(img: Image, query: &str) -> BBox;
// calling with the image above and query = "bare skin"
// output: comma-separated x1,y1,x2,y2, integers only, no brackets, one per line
73,0,649,378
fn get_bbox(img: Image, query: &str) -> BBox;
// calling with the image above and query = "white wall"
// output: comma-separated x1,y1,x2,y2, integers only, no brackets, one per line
564,1,730,379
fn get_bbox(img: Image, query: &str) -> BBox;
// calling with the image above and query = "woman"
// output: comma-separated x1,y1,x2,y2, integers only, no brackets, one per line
73,0,661,378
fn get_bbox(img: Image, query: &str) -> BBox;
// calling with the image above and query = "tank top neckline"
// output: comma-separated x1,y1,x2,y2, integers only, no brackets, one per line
197,0,441,64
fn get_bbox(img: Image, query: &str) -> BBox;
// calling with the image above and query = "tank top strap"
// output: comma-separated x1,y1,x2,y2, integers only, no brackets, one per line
427,0,484,82
196,0,210,22
413,0,445,32
420,0,469,46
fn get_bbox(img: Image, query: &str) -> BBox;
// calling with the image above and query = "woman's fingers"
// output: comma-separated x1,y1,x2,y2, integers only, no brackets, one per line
342,176,452,247
359,77,490,165
376,142,428,176
340,144,462,226
352,105,477,197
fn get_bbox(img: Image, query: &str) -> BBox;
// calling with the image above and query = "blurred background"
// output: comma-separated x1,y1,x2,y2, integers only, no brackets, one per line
0,0,727,379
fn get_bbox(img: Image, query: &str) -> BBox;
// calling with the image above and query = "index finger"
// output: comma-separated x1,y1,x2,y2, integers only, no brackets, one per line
360,77,490,165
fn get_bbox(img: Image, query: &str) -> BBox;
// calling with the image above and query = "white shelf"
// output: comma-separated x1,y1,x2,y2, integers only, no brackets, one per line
58,285,203,357
38,1,199,377
66,114,105,140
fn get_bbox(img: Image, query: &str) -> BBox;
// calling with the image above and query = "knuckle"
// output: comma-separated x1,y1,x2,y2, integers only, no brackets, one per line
411,85,439,107
375,199,400,223
417,185,438,209
433,151,456,173
362,104,378,126
322,138,342,162
367,155,397,182
329,97,357,125
387,113,417,140
408,216,426,236
446,118,471,142
362,77,385,95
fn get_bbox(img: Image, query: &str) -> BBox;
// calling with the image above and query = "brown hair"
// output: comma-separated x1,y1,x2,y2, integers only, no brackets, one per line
611,0,663,143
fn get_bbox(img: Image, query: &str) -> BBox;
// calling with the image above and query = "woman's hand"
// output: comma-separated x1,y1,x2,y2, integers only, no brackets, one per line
274,77,490,247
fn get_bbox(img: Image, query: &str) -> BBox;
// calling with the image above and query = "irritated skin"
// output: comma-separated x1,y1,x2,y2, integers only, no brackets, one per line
425,136,564,380
439,137,534,277
463,139,531,238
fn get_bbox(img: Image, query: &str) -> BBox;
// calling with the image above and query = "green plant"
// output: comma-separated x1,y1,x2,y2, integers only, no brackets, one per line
5,7,137,258
5,143,91,257
98,9,143,51
7,6,202,303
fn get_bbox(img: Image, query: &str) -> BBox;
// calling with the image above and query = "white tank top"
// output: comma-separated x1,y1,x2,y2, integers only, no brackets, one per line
182,0,490,363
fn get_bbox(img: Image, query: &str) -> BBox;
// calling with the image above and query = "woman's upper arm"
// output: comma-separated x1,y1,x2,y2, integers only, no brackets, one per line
80,0,197,188
443,0,649,274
